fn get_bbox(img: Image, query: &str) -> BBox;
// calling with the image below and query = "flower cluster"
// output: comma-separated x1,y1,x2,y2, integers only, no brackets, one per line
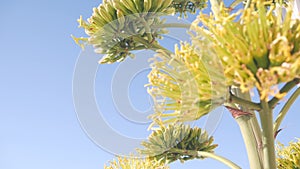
73,0,210,64
104,155,169,169
276,139,300,169
192,0,300,100
73,0,174,64
147,42,227,124
138,124,217,163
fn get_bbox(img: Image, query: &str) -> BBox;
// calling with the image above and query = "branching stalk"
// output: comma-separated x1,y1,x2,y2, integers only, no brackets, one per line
131,35,173,54
229,92,261,111
268,78,300,108
274,87,300,134
140,18,153,42
169,148,241,169
197,151,241,169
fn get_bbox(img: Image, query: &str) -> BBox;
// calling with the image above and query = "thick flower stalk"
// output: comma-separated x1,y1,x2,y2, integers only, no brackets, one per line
104,155,169,169
147,42,227,124
192,0,300,100
276,139,300,169
138,124,217,163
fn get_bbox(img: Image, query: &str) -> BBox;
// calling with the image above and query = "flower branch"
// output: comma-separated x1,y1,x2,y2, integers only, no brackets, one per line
268,78,300,109
168,148,241,169
274,87,300,135
229,89,261,111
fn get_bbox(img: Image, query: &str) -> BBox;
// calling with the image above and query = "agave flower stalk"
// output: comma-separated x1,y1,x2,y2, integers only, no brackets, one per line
191,0,300,168
73,0,300,168
139,124,241,168
191,1,264,168
226,87,264,169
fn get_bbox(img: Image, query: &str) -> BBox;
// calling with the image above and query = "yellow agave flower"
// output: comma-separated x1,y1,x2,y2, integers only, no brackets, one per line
192,0,300,100
104,156,169,169
276,139,300,169
147,42,227,124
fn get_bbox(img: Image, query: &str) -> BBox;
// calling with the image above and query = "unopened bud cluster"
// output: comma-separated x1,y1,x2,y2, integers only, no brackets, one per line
138,124,217,163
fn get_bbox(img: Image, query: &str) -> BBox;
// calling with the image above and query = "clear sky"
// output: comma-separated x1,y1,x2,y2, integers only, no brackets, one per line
1,1,300,169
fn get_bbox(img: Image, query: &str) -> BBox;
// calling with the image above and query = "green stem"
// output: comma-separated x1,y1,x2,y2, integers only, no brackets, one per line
229,87,263,169
152,23,191,29
131,35,173,54
140,18,153,42
239,91,264,167
249,115,264,164
229,92,261,111
234,115,263,169
169,148,241,169
260,101,276,169
197,151,241,169
268,78,300,108
274,87,300,134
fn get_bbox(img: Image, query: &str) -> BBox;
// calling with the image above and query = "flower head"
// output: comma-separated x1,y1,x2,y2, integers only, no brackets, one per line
147,42,227,124
192,0,300,100
73,0,211,63
73,0,174,64
138,124,217,163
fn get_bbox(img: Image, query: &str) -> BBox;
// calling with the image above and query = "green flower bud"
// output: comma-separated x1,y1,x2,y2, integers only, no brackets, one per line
138,124,217,163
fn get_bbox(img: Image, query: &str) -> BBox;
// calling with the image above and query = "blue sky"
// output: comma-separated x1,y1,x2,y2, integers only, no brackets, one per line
0,1,300,169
